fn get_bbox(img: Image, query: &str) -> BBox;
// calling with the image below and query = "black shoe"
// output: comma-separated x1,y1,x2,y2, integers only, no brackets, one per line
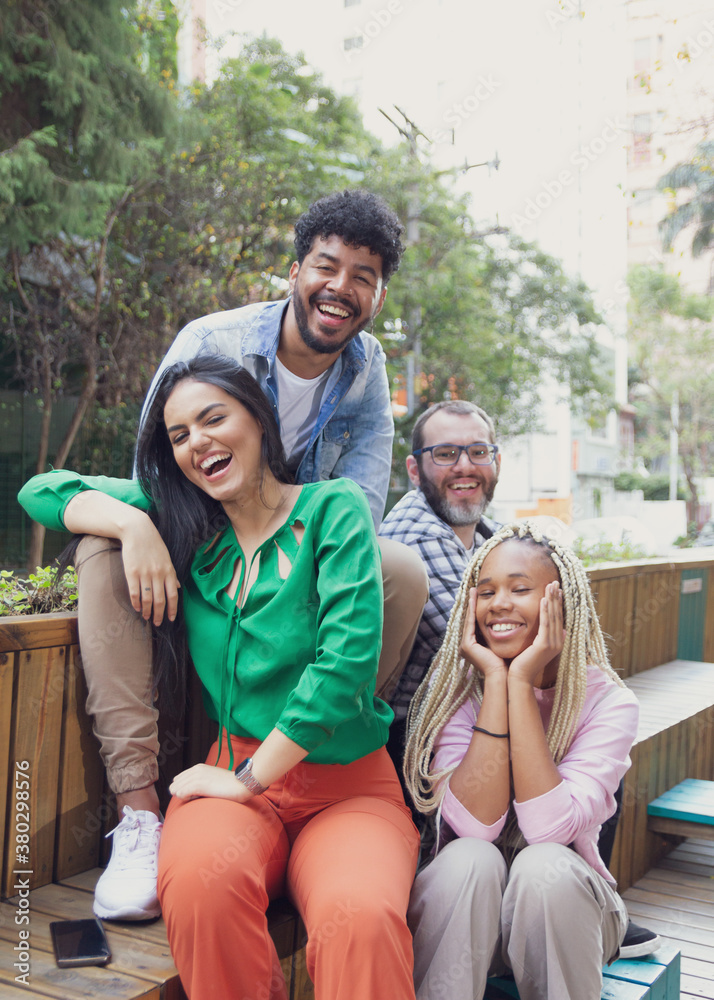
619,919,661,958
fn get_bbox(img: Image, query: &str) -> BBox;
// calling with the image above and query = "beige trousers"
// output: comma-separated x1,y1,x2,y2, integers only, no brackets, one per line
75,534,428,793
408,839,628,1000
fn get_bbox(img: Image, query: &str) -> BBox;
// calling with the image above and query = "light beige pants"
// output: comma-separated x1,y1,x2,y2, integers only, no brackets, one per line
75,534,428,793
408,839,628,1000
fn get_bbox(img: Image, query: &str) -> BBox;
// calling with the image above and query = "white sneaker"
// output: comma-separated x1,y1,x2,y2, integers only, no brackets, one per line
93,807,163,920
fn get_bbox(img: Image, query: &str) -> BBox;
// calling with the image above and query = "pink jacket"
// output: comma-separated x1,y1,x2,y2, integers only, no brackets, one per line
433,665,639,885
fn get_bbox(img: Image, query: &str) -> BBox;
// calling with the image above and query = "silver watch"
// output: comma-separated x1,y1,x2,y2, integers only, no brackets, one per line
234,757,267,795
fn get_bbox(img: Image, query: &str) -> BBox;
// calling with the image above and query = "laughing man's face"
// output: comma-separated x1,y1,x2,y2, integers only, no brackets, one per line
288,235,387,356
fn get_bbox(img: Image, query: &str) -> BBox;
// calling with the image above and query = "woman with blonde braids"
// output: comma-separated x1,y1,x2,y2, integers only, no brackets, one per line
405,521,639,1000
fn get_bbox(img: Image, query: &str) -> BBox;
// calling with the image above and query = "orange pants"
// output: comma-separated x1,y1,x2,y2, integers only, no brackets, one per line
157,736,420,1000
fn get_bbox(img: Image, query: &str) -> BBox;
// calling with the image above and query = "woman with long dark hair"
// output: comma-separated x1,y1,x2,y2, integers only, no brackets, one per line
19,355,420,1000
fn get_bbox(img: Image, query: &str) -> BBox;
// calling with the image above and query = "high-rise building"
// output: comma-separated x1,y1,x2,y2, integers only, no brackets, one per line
624,0,714,295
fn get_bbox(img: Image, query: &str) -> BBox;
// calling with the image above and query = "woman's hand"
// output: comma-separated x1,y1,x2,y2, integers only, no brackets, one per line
460,587,508,679
120,516,180,626
62,490,180,627
169,763,255,803
508,581,564,687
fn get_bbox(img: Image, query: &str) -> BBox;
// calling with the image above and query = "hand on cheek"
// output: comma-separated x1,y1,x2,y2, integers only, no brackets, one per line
461,588,508,678
509,582,564,687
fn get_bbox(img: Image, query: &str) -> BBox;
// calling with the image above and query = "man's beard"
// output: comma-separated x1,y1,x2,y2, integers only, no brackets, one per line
292,288,365,355
420,470,498,528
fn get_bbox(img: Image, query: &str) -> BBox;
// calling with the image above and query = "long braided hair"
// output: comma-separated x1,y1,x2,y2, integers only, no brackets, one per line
404,520,623,819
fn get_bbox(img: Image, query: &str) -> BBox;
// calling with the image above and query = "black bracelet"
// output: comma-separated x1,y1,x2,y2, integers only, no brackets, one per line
472,725,509,739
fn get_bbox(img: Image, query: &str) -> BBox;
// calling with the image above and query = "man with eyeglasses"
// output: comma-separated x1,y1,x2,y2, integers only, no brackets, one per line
380,400,501,764
380,401,661,960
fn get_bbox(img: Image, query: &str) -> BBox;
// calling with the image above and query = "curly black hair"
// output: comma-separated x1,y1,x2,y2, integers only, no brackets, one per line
294,189,405,283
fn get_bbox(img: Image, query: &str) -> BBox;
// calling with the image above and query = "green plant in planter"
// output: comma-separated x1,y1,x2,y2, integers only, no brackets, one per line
0,566,78,616
571,538,648,566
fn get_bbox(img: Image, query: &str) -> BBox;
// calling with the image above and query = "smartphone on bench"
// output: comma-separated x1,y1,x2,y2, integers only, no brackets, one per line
50,917,111,968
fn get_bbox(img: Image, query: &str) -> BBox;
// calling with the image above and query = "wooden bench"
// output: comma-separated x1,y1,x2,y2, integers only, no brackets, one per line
486,941,681,999
608,659,714,891
647,777,714,841
0,614,314,1000
1,870,311,1000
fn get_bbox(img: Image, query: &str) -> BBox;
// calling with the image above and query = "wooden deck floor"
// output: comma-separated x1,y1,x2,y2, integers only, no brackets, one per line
622,838,714,1000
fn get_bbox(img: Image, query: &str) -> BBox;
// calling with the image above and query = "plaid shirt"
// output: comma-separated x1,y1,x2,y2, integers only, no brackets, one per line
380,488,498,720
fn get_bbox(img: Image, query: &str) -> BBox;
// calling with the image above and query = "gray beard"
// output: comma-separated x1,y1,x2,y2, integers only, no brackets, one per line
420,474,496,529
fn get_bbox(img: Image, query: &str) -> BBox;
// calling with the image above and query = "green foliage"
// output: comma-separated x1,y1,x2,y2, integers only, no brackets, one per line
0,0,175,257
658,140,714,257
614,471,687,501
0,566,77,616
571,537,648,566
673,523,699,549
363,144,607,440
627,266,714,506
100,37,379,396
128,0,180,83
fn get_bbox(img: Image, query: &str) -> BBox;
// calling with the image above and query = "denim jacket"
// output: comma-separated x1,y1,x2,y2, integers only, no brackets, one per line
141,300,394,525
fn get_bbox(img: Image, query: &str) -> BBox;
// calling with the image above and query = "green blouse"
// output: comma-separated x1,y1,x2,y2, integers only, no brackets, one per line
18,472,391,764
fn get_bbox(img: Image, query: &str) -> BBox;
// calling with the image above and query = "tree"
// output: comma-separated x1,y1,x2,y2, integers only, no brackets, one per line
627,266,714,509
2,22,609,563
93,37,380,405
658,140,714,260
362,148,608,456
1,0,177,567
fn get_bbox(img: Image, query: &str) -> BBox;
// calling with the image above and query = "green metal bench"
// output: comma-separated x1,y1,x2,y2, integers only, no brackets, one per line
647,777,714,840
485,941,680,999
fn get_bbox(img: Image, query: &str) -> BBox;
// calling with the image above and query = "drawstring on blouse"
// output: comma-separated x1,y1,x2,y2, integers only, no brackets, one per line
215,534,296,771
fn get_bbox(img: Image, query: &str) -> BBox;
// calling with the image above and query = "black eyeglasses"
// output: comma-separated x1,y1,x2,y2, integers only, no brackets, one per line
413,442,499,466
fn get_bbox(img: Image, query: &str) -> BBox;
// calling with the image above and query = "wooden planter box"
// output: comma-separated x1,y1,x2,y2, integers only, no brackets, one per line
1,613,103,898
0,612,212,900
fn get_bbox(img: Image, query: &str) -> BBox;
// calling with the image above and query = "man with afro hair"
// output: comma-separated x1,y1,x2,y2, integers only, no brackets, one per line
66,188,429,924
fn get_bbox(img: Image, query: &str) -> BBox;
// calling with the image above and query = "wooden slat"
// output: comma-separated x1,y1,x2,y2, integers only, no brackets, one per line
626,661,714,744
602,957,668,1000
19,882,171,948
591,573,637,678
55,645,106,880
630,739,652,887
0,983,52,999
290,946,315,1000
645,730,669,879
703,566,714,664
3,647,66,896
57,873,305,968
642,863,714,896
5,875,310,1000
0,650,15,897
625,885,714,917
649,817,714,839
617,758,637,889
0,903,178,990
650,778,714,804
630,570,680,675
611,661,714,889
622,841,712,998
0,937,160,1000
0,614,78,654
